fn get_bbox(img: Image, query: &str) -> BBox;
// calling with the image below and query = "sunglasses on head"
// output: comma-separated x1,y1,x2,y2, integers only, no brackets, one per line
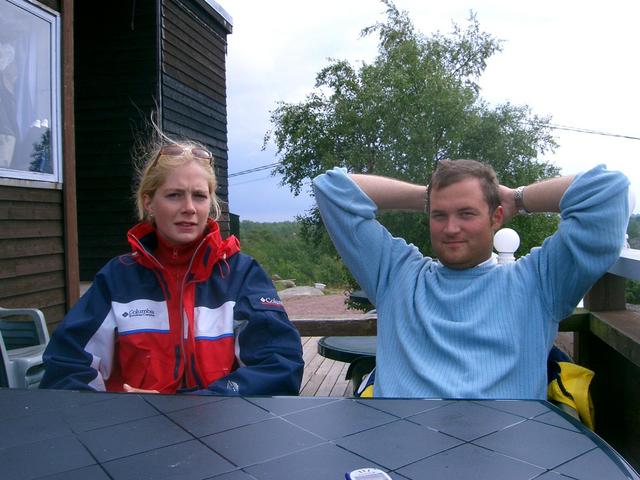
151,144,213,167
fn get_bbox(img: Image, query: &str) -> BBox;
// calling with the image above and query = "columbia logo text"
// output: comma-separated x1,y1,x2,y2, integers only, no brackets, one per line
260,297,283,307
122,308,156,318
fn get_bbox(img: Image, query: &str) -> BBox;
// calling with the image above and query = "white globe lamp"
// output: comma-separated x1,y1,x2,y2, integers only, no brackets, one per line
494,228,520,264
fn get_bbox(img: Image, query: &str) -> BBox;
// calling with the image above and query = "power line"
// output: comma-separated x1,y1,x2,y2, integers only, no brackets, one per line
229,175,274,187
538,123,640,141
228,163,279,178
228,123,639,179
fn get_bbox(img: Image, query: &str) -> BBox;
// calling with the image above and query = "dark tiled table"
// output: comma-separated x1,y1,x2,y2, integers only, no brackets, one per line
0,388,638,480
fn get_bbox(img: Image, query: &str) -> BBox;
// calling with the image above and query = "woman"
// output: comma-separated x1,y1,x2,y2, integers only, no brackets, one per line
40,135,304,395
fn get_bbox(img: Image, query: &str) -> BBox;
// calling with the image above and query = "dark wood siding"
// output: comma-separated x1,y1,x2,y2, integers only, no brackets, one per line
74,0,158,280
0,186,67,328
74,0,232,280
160,0,232,236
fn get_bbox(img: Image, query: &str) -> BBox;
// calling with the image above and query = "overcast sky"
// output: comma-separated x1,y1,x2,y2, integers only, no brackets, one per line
224,0,640,222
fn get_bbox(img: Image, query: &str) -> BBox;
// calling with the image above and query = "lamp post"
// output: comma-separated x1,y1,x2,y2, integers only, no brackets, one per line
494,228,520,264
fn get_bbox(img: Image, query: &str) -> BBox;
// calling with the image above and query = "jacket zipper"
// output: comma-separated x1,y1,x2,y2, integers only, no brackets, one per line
178,236,209,388
129,231,223,389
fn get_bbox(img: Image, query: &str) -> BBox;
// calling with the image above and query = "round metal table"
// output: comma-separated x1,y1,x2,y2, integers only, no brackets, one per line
317,336,377,393
317,335,377,362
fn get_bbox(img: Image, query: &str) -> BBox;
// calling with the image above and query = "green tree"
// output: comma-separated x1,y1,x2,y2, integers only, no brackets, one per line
627,214,640,248
626,280,640,305
624,215,640,305
266,0,560,259
29,128,52,174
239,221,349,288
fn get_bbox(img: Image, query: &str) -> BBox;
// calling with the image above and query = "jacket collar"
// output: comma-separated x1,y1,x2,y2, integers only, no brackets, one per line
127,218,240,281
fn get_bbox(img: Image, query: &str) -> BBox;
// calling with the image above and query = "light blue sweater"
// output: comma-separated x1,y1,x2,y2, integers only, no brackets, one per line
313,165,629,399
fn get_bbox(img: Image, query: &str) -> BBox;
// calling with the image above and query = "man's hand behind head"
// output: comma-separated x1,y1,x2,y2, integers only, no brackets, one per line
499,185,517,224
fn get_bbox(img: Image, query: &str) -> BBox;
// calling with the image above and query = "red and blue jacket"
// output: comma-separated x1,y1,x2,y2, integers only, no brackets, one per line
40,219,304,395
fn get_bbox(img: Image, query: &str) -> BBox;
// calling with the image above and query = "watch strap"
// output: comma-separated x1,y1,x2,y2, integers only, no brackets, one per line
514,186,529,214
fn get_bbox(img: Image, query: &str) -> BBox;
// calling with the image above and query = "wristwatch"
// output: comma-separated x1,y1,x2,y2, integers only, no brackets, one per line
514,186,529,214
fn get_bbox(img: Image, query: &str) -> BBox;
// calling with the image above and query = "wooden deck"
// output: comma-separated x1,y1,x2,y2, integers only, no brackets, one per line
299,336,352,397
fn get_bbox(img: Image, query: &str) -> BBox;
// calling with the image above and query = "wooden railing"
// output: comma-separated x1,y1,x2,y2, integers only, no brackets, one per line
571,249,640,470
292,314,377,337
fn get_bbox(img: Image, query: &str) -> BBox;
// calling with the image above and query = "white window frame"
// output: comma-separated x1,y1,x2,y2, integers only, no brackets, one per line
0,0,62,184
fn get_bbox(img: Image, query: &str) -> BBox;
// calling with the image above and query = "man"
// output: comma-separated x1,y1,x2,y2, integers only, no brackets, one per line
313,160,629,399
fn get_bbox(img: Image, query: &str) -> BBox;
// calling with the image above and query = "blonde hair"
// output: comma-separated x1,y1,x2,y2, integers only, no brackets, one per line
133,128,221,222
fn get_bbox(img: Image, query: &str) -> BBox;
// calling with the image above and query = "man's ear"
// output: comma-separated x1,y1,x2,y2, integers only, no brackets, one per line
492,205,505,230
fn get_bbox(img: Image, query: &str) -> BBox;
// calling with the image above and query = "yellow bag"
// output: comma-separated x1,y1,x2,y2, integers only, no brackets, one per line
355,368,375,398
547,361,595,430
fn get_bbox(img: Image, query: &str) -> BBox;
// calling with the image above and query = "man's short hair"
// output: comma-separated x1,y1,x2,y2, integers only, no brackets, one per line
427,159,500,213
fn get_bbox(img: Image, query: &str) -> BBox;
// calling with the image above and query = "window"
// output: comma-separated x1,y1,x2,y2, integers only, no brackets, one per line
0,0,61,183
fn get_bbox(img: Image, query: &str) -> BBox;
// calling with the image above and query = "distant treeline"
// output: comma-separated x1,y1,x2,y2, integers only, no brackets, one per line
238,221,348,287
625,215,640,304
237,216,640,301
627,214,640,249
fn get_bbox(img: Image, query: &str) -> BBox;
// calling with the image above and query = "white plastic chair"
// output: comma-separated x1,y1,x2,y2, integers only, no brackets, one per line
0,307,49,389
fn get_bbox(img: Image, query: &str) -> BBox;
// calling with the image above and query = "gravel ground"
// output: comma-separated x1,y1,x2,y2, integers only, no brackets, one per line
282,294,363,316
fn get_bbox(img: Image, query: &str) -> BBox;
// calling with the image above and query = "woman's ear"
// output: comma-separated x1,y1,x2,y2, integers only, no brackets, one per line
143,194,153,217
